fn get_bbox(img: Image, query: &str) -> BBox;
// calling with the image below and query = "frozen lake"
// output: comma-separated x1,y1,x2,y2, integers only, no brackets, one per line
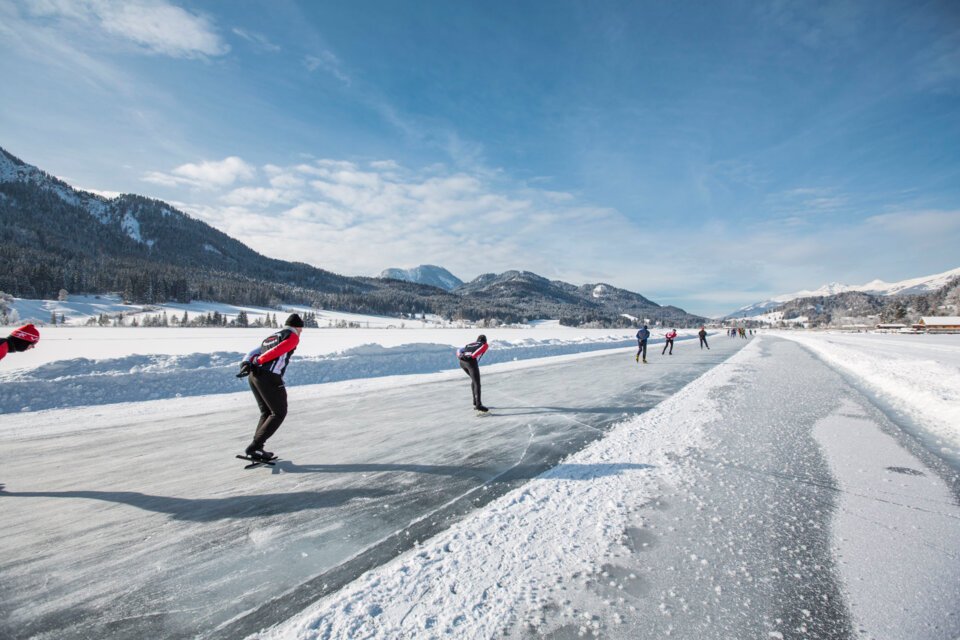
1,334,739,638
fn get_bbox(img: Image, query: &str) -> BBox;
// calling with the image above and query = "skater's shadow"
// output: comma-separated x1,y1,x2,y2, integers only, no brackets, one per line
273,461,492,481
0,487,393,521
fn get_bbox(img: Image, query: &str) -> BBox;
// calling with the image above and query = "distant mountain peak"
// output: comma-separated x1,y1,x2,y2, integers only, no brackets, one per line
378,265,464,291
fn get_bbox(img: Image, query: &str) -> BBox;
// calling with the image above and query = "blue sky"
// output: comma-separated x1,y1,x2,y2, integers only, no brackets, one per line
1,0,959,316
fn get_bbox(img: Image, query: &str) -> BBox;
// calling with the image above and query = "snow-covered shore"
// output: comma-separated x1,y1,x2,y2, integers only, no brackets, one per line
775,331,960,457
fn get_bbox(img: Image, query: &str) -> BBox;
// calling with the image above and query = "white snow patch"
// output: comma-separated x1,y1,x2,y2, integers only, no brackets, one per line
121,211,143,243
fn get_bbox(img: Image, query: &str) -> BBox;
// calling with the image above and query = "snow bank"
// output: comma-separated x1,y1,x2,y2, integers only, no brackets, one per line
777,332,960,455
257,340,761,639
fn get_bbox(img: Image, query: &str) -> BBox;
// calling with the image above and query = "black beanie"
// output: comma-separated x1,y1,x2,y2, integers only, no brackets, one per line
285,313,304,328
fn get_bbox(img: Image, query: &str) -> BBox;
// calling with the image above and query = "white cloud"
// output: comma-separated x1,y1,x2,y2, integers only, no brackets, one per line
221,186,288,207
23,0,228,58
159,157,960,318
144,156,255,189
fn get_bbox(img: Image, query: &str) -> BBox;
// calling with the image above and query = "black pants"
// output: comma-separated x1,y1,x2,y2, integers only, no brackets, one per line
459,358,482,407
662,338,674,355
636,339,647,360
699,335,709,349
248,369,287,448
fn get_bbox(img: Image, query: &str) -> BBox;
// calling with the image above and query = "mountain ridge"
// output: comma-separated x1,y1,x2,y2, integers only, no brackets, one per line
724,266,960,319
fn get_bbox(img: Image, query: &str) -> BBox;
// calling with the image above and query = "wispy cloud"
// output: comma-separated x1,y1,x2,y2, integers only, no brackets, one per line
914,33,960,94
764,186,850,219
303,51,351,85
232,27,280,53
865,209,960,236
21,0,228,58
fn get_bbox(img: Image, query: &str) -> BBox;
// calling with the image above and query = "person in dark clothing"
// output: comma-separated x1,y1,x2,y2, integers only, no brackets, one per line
662,328,677,355
0,324,40,362
457,334,489,412
698,326,710,350
635,325,650,363
237,313,304,460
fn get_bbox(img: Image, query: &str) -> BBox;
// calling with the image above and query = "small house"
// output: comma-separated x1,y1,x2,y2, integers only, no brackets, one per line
916,317,960,333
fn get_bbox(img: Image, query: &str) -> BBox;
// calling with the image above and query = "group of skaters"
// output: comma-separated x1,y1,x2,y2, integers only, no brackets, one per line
633,325,711,363
0,315,733,464
728,327,753,338
234,314,495,462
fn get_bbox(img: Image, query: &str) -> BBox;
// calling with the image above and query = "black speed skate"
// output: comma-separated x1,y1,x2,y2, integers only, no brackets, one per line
238,446,278,468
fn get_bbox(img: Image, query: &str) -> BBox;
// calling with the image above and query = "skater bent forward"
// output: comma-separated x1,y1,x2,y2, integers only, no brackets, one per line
237,313,304,460
457,334,489,412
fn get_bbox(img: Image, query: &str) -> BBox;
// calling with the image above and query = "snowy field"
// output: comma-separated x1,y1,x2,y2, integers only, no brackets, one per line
774,331,960,460
2,325,958,639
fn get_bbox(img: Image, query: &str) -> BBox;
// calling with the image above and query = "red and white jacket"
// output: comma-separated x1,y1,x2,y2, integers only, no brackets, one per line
457,340,489,361
665,330,678,341
244,328,300,377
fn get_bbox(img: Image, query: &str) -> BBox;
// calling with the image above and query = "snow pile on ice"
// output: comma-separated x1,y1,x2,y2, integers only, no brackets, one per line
258,339,760,639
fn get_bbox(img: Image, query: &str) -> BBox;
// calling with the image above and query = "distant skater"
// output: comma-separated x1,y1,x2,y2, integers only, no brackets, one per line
635,325,650,363
698,326,709,350
0,324,40,362
662,328,677,355
236,313,304,460
457,334,489,412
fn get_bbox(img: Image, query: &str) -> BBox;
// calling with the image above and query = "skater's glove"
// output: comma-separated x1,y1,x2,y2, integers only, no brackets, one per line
236,361,252,378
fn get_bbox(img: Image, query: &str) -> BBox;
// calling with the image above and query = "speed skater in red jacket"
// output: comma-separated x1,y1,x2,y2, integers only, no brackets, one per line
237,313,304,459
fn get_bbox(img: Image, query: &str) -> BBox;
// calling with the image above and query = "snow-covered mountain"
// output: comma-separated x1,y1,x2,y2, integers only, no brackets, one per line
725,266,960,319
379,265,464,291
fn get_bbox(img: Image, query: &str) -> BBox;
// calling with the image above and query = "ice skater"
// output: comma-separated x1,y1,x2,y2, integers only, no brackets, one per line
662,328,677,355
0,324,40,362
236,313,304,461
698,326,710,350
635,325,650,363
457,334,489,412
